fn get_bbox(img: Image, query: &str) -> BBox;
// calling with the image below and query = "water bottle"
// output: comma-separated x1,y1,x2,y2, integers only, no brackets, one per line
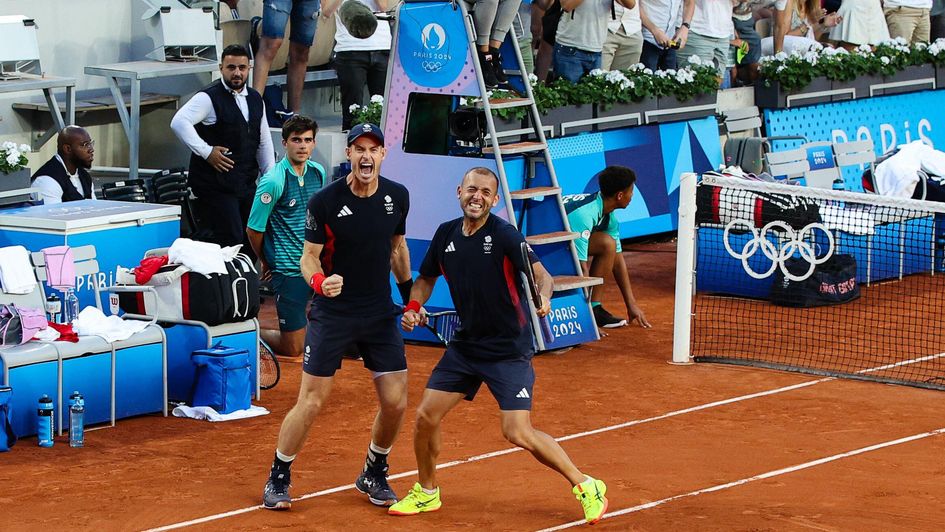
831,176,846,209
69,391,84,448
37,395,54,448
45,294,61,323
64,288,80,324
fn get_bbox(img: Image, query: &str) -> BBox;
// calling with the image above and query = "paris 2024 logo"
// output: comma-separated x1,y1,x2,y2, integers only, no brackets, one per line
399,3,466,88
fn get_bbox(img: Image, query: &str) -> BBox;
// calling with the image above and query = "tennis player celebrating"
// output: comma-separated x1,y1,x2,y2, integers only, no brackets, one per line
263,123,414,510
393,167,609,524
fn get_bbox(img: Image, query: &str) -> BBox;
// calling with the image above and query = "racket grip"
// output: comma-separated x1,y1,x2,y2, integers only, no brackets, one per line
539,316,554,345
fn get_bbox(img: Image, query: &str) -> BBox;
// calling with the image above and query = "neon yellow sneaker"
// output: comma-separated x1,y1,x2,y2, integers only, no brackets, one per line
388,482,442,516
573,476,608,525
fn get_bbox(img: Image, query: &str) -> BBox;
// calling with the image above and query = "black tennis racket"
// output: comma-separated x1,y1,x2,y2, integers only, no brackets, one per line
422,310,462,345
258,339,280,390
520,242,555,345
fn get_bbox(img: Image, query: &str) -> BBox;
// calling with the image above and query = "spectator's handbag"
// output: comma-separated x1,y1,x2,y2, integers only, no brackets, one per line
0,386,16,452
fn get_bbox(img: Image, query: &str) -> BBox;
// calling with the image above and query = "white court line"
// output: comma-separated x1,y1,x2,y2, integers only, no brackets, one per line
144,352,945,531
537,427,945,531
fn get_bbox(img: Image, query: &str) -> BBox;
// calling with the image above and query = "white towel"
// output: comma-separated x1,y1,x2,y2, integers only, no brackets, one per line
0,245,37,295
172,404,269,422
167,238,241,275
72,306,150,343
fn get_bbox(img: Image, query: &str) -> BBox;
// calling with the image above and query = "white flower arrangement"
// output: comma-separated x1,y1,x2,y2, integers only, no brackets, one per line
0,141,30,174
349,95,384,127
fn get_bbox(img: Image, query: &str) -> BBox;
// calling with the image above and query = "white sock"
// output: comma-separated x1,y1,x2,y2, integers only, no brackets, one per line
276,449,296,463
369,441,392,456
421,486,438,495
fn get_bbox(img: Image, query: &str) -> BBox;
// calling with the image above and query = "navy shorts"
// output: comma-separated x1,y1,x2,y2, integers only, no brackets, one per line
426,347,535,410
303,305,406,377
270,272,311,332
262,0,320,46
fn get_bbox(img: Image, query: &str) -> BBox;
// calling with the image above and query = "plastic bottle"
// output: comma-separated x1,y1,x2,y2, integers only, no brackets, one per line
64,288,80,324
69,391,84,448
831,176,846,209
37,395,54,448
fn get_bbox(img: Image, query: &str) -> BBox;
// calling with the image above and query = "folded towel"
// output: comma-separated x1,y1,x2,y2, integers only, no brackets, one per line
73,306,149,343
168,238,227,275
172,404,269,422
0,246,36,295
41,246,76,290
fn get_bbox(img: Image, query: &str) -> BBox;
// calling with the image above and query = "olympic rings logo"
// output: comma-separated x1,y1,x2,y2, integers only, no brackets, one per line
422,61,444,72
722,219,835,282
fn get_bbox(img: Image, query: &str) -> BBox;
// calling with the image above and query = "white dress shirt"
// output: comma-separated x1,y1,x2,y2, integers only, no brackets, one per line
32,154,97,205
640,0,685,45
608,2,642,36
170,84,275,174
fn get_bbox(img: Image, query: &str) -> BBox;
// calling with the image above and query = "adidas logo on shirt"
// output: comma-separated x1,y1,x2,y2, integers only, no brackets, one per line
337,205,353,217
445,242,456,252
516,388,530,399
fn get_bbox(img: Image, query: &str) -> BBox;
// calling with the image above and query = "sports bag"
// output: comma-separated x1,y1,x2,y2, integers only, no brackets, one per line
0,304,46,346
770,253,860,308
116,253,259,325
697,184,822,231
191,344,252,414
723,137,766,175
0,386,16,452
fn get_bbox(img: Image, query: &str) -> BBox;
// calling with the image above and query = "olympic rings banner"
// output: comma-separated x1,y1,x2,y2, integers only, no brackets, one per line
396,2,469,88
763,89,945,191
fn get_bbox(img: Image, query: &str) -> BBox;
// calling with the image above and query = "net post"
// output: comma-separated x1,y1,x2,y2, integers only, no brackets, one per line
672,172,698,365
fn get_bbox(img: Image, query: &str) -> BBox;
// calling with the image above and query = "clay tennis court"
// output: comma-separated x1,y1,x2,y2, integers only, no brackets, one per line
2,240,943,531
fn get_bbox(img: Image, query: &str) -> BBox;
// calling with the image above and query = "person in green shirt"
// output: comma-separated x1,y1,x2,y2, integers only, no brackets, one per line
562,165,651,330
247,115,326,357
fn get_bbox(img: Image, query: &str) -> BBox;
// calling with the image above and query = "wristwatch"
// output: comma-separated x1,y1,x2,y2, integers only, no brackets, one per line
681,21,691,29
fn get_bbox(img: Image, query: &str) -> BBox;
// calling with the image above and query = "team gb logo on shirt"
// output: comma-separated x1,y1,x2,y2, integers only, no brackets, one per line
483,234,493,254
384,195,394,214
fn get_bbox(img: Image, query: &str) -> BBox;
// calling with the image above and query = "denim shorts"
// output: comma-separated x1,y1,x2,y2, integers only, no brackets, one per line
262,0,321,46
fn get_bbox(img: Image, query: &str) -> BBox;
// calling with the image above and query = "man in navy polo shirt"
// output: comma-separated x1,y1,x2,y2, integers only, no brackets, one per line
390,167,609,525
263,123,414,511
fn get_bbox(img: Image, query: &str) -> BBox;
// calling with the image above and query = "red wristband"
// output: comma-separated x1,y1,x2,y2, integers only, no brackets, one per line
404,300,421,313
310,273,327,295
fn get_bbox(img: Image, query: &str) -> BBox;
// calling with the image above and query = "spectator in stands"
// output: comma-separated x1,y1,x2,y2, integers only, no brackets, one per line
602,0,645,70
252,0,320,114
676,0,735,80
884,0,932,44
828,0,889,47
563,166,650,330
31,126,96,204
323,0,392,131
762,0,841,54
514,0,537,74
171,44,275,255
534,0,556,80
467,0,523,88
246,115,325,359
932,0,945,40
730,0,779,86
639,0,694,71
553,0,637,82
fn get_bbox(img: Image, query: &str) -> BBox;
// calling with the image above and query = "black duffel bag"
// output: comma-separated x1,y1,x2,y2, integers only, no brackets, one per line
770,253,860,308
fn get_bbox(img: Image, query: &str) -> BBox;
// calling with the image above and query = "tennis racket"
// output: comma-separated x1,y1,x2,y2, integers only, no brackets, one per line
520,242,555,345
258,339,280,390
422,310,462,345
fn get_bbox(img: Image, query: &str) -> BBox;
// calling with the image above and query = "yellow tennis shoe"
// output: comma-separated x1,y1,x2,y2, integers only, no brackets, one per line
573,476,608,524
388,482,442,516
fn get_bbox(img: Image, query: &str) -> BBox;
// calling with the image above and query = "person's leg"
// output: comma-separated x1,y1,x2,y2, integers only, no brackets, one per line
914,8,932,43
473,0,501,48
196,192,243,248
413,388,465,489
489,0,523,81
370,371,409,450
238,193,257,263
536,39,554,81
266,272,312,358
639,40,661,71
500,410,584,484
660,47,678,70
587,231,616,305
254,0,292,95
286,0,320,112
552,43,586,83
611,29,643,71
335,51,371,130
601,30,620,71
885,7,916,43
366,51,390,105
931,12,945,41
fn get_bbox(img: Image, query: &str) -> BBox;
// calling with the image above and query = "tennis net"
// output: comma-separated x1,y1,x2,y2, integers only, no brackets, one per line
673,173,945,391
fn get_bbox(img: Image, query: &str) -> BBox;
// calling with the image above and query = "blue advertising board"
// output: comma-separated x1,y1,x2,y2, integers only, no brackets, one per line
764,90,945,191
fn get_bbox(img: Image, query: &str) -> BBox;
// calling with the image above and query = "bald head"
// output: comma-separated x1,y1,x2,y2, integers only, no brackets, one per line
57,126,94,170
461,167,499,190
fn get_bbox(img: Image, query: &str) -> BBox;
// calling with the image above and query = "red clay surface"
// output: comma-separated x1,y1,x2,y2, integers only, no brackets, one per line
2,240,943,531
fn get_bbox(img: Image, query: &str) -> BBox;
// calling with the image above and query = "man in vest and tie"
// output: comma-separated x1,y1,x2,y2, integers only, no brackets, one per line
171,44,275,253
31,125,97,204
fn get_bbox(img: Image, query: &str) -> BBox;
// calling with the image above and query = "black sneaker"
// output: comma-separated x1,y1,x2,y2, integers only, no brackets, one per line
490,47,508,84
355,465,398,506
593,305,627,329
478,51,499,89
263,471,292,510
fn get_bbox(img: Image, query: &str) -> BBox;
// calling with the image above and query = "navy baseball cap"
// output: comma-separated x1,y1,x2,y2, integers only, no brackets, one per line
347,123,384,146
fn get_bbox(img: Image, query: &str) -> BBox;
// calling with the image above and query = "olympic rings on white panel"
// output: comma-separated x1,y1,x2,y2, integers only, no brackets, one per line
722,219,834,282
